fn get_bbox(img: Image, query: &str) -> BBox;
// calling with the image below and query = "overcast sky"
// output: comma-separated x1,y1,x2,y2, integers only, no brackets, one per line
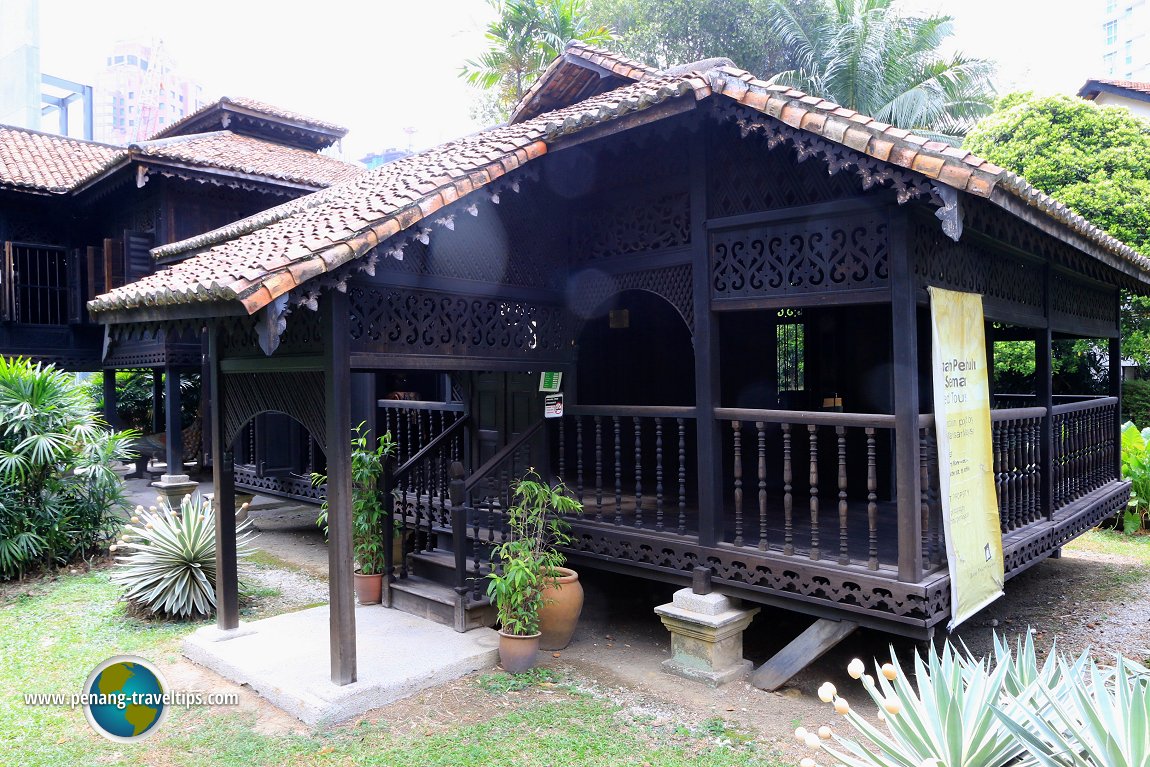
35,0,1104,163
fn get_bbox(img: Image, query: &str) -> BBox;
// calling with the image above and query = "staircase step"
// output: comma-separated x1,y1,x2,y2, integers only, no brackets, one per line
389,576,496,632
407,548,490,588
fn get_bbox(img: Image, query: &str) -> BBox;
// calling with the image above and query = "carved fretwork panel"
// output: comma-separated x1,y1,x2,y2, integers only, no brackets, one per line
215,309,322,358
222,371,326,452
567,525,946,625
706,116,886,219
347,283,571,359
911,215,1045,314
711,213,889,300
1003,483,1128,575
104,322,204,368
571,190,691,262
569,264,694,334
1051,273,1118,329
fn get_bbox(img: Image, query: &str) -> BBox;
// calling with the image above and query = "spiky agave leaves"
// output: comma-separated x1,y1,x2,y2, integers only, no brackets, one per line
111,494,254,619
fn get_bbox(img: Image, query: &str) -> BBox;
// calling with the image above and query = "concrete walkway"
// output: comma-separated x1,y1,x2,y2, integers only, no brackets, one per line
183,604,500,726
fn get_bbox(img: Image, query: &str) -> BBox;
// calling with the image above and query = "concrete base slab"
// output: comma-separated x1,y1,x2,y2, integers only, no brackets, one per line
662,657,753,687
182,605,500,726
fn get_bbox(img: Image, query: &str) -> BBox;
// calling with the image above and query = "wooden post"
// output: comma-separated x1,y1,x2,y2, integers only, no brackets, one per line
350,372,375,444
208,324,239,630
324,291,357,686
163,366,183,474
1111,333,1122,479
690,129,724,547
1036,325,1053,518
150,369,162,434
102,368,119,428
890,211,922,583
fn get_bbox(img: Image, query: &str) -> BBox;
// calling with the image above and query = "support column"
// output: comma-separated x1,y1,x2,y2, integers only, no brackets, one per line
1036,326,1053,518
102,369,119,428
890,211,922,583
209,325,239,630
690,128,723,547
1111,333,1122,479
324,291,357,686
151,369,163,434
350,372,375,444
153,366,196,502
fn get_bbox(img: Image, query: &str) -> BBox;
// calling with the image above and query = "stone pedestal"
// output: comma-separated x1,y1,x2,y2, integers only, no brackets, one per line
151,474,199,505
654,588,760,686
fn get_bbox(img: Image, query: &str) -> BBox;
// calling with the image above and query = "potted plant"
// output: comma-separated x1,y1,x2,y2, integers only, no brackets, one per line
314,423,396,605
486,470,581,672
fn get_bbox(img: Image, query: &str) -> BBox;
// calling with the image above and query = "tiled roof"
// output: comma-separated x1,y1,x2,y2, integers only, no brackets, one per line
131,131,360,188
0,125,124,193
91,75,706,314
509,40,658,124
89,45,1150,318
1078,78,1150,100
148,96,348,143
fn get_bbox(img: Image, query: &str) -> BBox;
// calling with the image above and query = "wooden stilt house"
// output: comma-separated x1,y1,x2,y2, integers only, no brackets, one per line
90,43,1144,686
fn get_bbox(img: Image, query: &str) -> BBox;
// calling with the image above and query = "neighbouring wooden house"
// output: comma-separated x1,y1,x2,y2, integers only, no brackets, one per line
89,43,1144,686
0,96,359,474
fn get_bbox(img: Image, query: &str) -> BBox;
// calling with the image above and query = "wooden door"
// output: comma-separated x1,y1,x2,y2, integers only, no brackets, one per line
471,372,540,468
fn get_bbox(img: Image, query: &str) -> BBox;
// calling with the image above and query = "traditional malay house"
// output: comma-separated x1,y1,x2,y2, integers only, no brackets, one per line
0,97,359,481
89,43,1143,687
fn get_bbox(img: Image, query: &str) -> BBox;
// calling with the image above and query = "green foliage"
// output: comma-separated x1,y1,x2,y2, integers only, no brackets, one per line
110,493,255,619
965,95,1150,367
486,470,582,636
476,666,561,692
1123,379,1150,426
81,369,201,432
765,0,996,141
462,0,615,119
312,423,397,576
586,0,816,78
0,357,136,578
1120,421,1150,533
993,656,1150,767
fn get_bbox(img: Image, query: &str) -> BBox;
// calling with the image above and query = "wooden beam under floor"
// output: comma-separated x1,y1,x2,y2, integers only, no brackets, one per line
750,618,859,692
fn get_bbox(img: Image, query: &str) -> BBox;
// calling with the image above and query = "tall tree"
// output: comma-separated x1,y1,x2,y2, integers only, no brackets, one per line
766,0,995,141
586,0,817,79
965,93,1150,369
462,0,615,120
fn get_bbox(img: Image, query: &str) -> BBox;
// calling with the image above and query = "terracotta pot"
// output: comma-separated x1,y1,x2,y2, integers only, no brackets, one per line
498,630,541,673
538,566,583,650
353,572,383,605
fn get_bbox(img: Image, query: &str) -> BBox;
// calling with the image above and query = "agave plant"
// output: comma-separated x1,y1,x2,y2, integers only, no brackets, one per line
993,656,1150,767
798,641,1025,767
111,493,254,619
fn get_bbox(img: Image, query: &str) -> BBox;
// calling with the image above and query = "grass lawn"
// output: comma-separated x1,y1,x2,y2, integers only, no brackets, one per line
1,570,785,767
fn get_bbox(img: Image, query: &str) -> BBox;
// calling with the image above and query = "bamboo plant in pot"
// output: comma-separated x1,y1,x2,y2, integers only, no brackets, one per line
314,423,396,605
486,470,581,672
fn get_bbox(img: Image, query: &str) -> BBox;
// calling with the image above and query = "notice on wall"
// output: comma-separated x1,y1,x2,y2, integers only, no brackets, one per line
544,393,564,418
928,286,1004,631
539,372,563,393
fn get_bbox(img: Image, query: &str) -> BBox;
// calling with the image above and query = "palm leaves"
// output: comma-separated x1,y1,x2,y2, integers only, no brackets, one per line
461,0,614,117
766,0,995,141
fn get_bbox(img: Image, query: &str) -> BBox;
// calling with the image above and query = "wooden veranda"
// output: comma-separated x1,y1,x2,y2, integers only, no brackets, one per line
89,43,1144,686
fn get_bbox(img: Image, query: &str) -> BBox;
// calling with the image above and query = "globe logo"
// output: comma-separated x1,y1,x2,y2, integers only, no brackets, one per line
83,655,169,742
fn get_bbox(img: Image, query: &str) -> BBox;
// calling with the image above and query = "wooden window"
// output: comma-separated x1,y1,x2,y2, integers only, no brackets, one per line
1,243,71,325
776,309,805,392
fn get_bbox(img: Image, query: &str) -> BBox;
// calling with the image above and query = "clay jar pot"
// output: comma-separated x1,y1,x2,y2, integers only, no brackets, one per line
537,567,584,650
498,631,541,673
353,572,383,605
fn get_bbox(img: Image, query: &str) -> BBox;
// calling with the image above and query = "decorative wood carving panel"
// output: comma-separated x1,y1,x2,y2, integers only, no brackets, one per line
569,264,694,334
711,214,889,299
347,283,570,358
1051,273,1117,327
222,370,326,451
571,190,691,262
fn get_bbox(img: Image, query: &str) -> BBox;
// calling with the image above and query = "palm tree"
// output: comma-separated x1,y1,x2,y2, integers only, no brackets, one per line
462,0,615,119
766,0,995,141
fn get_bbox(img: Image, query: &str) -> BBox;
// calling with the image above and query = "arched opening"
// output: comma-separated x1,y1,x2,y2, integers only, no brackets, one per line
232,411,326,502
575,289,694,406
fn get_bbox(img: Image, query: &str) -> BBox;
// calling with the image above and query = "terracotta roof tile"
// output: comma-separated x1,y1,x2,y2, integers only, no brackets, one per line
0,125,124,193
147,96,347,142
132,131,360,187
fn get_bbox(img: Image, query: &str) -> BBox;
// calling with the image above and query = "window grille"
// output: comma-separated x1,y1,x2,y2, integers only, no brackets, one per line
1,243,71,325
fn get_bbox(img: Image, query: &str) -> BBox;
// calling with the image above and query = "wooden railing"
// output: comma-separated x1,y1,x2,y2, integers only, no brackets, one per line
716,408,896,570
379,398,466,473
556,406,698,534
991,406,1046,532
1053,397,1118,511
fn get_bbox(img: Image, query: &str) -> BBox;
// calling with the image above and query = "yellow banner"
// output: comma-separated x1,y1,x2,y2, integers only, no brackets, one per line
927,287,1004,630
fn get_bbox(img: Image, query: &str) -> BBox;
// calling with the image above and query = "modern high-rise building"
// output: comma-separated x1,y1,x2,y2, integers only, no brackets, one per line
1101,0,1150,80
93,40,207,145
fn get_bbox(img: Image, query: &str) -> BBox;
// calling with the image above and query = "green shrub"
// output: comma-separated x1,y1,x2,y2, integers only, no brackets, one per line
1123,379,1150,427
81,369,201,431
110,493,254,619
0,357,136,578
1120,421,1150,533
